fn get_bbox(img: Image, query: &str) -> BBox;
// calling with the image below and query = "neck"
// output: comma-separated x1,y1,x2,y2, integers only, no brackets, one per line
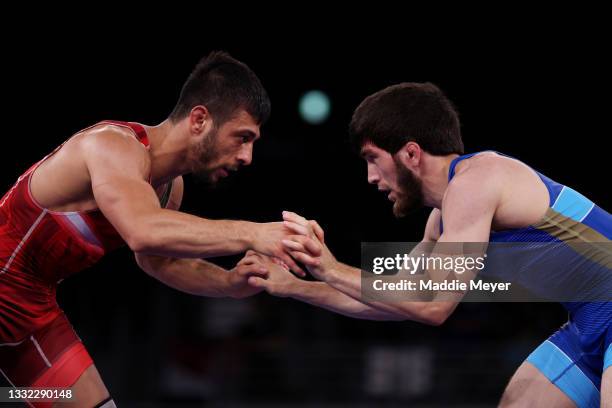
421,153,460,209
142,119,192,186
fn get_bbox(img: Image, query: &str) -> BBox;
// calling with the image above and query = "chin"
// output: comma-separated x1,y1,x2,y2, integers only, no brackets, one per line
392,204,405,218
392,197,423,218
192,170,219,188
208,176,221,187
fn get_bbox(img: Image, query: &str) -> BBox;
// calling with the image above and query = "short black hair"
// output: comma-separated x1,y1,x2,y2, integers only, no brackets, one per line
349,82,463,155
169,51,271,126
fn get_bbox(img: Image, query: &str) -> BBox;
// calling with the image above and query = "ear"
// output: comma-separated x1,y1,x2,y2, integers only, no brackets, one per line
394,141,421,169
188,105,212,135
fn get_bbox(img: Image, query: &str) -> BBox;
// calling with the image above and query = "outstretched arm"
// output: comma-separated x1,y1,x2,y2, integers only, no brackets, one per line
136,251,268,298
84,127,303,273
135,176,268,298
246,252,406,321
280,164,499,325
277,221,448,325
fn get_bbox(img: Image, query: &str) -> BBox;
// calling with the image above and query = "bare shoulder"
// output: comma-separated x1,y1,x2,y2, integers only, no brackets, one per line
453,152,515,182
446,153,507,201
439,154,506,238
79,124,150,161
29,123,151,211
448,152,549,230
448,152,535,199
77,123,152,181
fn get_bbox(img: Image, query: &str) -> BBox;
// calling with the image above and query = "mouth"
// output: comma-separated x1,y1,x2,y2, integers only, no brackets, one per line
377,187,393,200
217,166,240,178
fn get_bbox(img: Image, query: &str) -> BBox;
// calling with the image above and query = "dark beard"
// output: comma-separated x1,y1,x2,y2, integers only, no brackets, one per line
191,127,221,186
392,158,424,218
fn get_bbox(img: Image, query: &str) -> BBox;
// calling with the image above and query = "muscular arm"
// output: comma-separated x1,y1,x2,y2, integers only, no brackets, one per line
134,177,265,298
248,219,432,321
83,128,296,269
85,133,253,257
136,253,234,297
247,249,407,320
290,211,441,321
319,247,453,325
135,252,267,299
282,165,500,325
284,280,407,321
281,225,445,324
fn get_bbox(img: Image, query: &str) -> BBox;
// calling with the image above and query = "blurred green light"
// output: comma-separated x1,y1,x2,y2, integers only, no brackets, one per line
299,90,331,125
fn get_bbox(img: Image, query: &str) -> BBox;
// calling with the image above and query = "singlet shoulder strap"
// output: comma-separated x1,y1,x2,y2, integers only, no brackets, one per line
97,120,150,148
448,152,481,181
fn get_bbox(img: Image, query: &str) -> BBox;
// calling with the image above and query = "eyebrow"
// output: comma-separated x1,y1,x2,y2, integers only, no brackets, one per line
238,129,259,140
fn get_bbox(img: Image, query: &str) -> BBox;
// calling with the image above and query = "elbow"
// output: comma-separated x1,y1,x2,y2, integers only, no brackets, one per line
123,215,165,254
396,304,450,326
424,314,448,327
127,230,159,254
421,306,450,326
134,253,155,275
127,234,150,253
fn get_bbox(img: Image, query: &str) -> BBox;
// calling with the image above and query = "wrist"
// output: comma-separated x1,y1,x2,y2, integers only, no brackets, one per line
242,221,259,251
322,263,341,285
222,269,239,298
288,278,316,300
286,278,308,298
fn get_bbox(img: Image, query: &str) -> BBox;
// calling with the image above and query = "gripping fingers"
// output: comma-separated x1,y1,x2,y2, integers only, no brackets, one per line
271,257,290,271
283,220,311,236
248,276,268,288
237,264,268,278
282,211,309,226
237,254,261,266
309,220,325,243
289,250,320,267
282,211,324,243
281,239,305,252
279,253,306,277
282,235,321,256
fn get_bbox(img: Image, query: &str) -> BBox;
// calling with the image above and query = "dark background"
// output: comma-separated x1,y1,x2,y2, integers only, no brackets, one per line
1,26,609,407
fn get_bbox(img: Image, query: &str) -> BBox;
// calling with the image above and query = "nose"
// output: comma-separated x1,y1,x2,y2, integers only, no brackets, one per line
237,143,253,166
367,163,380,185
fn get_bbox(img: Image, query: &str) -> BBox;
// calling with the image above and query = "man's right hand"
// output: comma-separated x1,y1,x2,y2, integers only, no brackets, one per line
279,211,338,282
227,251,271,298
251,221,315,277
245,251,302,297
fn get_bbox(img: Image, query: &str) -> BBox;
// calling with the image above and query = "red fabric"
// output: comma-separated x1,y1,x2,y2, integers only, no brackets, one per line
32,342,93,387
0,120,150,284
0,120,148,405
0,312,92,387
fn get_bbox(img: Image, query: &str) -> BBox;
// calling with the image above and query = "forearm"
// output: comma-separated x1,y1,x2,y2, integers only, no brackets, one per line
323,262,453,326
281,213,459,325
137,255,235,297
288,279,405,321
131,209,255,258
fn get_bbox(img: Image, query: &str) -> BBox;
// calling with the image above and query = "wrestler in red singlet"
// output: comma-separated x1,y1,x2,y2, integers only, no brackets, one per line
0,121,158,390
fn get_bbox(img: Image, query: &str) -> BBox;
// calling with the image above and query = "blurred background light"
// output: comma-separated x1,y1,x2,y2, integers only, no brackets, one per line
299,90,331,124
